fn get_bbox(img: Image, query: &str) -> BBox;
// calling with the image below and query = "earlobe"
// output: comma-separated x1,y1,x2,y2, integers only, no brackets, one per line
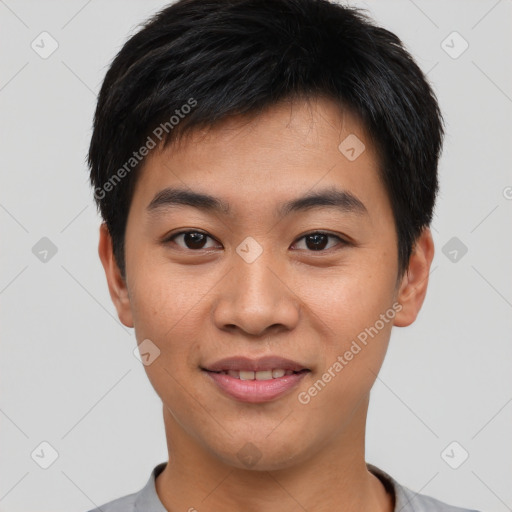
98,223,134,328
393,228,435,328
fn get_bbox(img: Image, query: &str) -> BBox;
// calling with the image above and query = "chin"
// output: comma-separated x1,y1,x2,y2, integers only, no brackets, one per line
208,433,314,472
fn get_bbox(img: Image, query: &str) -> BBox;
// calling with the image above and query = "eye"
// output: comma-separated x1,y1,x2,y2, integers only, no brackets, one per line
292,231,347,252
166,230,219,250
164,230,348,252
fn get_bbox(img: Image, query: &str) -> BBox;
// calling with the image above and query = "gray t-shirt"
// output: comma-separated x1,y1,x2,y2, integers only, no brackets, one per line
86,462,480,512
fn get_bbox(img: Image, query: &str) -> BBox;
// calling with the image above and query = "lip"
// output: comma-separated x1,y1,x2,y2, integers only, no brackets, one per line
203,370,309,403
203,356,309,373
201,356,310,403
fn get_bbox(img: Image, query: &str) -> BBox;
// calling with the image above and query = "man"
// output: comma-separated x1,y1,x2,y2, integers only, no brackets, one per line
87,0,480,510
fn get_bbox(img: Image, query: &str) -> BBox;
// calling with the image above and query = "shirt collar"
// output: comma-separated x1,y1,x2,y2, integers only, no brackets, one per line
134,462,168,512
367,463,416,511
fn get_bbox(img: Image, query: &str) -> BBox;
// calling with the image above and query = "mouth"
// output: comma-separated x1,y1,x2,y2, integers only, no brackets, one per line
206,368,309,380
201,356,311,403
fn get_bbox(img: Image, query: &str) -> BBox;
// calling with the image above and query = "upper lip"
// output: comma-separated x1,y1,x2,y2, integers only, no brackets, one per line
203,356,309,373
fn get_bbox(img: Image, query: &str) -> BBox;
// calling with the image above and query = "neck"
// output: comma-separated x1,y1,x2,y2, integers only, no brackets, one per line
155,395,393,512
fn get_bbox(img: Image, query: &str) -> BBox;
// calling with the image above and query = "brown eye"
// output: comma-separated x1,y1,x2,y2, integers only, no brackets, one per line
305,233,329,251
293,232,346,252
168,231,217,250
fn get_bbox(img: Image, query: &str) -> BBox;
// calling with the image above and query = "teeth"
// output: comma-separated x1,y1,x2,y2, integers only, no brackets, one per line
255,370,273,380
222,369,298,380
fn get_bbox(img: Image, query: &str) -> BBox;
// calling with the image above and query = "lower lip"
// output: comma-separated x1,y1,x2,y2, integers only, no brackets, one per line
203,370,309,403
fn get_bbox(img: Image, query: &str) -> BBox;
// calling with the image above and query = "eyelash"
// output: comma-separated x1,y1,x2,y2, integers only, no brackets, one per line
163,230,349,253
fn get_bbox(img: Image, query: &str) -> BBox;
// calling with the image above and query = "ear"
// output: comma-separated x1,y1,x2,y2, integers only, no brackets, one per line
98,223,134,328
393,227,435,327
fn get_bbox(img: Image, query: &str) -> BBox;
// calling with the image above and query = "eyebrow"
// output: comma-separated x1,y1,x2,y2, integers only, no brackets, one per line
146,185,368,218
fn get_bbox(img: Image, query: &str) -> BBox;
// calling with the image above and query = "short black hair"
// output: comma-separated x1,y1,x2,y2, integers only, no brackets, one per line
88,0,444,280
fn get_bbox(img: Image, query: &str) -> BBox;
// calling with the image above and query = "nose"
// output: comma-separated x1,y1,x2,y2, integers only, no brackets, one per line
211,245,301,338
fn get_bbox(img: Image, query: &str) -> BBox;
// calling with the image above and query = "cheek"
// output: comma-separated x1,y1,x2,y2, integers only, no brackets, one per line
304,257,396,340
298,262,397,401
129,259,203,337
296,316,393,439
129,274,207,410
128,263,210,396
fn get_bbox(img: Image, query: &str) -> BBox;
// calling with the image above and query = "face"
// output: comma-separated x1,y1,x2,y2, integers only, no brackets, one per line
100,96,433,471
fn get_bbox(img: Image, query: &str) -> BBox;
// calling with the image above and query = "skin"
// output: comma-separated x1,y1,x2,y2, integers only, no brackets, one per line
99,96,434,512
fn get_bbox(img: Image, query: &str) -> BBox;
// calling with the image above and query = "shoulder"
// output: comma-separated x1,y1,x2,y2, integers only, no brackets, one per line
367,464,482,512
397,483,481,512
85,491,138,512
84,461,168,512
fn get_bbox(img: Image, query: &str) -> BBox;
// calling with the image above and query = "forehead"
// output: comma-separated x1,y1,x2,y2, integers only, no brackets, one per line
157,96,376,169
129,96,390,222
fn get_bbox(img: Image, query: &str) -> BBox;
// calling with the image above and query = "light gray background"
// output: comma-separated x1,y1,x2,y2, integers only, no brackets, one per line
1,1,511,511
